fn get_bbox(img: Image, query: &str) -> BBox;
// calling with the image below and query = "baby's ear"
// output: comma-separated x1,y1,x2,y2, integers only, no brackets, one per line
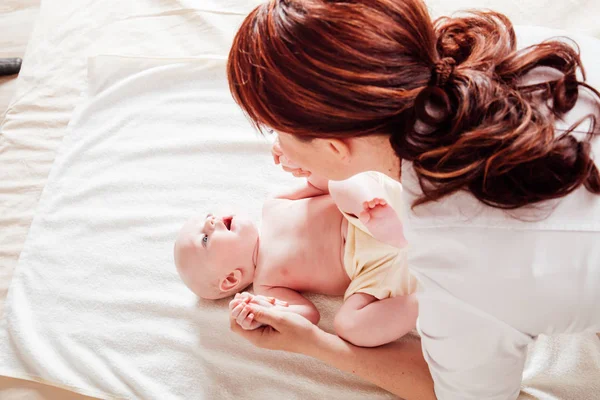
219,269,243,293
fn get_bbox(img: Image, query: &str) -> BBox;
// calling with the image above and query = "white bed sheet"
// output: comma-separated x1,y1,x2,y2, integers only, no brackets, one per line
0,54,397,400
0,1,262,398
1,0,599,399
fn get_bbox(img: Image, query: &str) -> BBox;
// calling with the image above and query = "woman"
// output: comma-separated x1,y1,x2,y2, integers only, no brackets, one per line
226,1,600,399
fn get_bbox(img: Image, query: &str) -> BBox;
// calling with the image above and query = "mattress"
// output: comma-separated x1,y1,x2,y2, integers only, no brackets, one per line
1,0,599,399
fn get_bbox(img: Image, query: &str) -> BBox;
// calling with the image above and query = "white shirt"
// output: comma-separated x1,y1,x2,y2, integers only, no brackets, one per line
400,29,600,400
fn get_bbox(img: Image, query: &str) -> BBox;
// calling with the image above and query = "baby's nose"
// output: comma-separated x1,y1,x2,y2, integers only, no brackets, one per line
203,216,215,231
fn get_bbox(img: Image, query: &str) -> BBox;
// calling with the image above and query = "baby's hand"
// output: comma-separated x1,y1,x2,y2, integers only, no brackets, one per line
272,140,311,178
229,292,288,330
271,141,284,165
234,292,288,307
359,198,389,223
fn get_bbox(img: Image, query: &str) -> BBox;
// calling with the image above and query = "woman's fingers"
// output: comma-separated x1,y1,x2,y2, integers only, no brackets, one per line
229,303,320,353
229,313,271,348
270,297,289,307
244,304,284,329
249,295,289,307
249,297,273,308
233,292,289,309
241,313,263,330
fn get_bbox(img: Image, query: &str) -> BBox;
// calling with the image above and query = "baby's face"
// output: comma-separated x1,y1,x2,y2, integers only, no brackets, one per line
174,213,258,298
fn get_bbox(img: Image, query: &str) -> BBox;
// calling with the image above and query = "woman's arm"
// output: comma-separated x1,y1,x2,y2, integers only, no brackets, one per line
308,329,434,400
230,302,435,400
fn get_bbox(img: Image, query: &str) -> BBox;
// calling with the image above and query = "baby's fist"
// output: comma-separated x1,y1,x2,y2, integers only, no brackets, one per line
229,292,289,331
229,295,262,330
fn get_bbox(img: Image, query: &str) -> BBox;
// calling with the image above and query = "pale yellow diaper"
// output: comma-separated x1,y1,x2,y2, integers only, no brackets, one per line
341,172,417,301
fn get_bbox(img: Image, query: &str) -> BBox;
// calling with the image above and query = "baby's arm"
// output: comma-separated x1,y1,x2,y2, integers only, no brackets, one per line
329,173,407,248
254,286,320,324
272,178,329,201
230,288,320,330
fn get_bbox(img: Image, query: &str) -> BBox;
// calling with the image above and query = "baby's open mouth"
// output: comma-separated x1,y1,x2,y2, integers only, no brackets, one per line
222,216,233,230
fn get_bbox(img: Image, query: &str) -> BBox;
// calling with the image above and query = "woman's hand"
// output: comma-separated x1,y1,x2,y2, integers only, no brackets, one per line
272,140,311,178
228,295,436,399
229,292,289,330
229,301,320,354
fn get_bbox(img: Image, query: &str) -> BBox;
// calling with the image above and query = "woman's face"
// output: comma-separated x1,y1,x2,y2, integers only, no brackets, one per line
276,131,399,181
276,132,352,181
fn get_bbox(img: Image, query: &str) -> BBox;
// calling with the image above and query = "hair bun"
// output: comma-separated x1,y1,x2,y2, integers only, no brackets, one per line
432,57,456,86
436,28,474,64
414,86,453,127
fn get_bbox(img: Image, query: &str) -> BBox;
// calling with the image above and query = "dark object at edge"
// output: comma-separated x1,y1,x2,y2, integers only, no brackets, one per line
0,58,22,76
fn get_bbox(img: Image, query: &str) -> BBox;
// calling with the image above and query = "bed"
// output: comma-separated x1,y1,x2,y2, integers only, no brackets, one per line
1,1,599,399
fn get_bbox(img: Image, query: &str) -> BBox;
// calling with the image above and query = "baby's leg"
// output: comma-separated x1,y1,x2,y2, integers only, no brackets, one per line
334,293,418,347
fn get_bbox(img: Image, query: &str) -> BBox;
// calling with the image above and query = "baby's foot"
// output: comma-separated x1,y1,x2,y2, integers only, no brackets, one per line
358,200,407,248
359,198,388,223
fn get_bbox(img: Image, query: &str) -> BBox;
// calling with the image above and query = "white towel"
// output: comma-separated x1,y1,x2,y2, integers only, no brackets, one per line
522,333,600,399
0,55,393,400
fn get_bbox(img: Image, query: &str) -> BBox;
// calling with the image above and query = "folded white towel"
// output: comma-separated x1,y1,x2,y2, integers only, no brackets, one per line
0,55,393,399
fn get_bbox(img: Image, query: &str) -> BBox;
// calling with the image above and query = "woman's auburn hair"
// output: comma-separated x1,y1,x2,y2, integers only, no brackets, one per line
227,0,600,209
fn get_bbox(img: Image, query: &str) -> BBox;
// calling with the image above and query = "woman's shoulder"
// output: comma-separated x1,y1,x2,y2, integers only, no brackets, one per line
400,159,600,233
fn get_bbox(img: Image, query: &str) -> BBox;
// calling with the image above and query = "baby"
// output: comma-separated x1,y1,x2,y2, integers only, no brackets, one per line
174,142,417,347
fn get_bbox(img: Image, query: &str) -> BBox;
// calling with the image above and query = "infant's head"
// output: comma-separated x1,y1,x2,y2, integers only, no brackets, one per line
174,213,258,299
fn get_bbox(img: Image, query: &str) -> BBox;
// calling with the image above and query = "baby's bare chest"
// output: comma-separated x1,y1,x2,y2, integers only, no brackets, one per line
254,196,350,295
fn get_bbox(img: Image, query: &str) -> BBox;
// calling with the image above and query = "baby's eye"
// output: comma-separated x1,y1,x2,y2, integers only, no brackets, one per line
202,235,209,246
